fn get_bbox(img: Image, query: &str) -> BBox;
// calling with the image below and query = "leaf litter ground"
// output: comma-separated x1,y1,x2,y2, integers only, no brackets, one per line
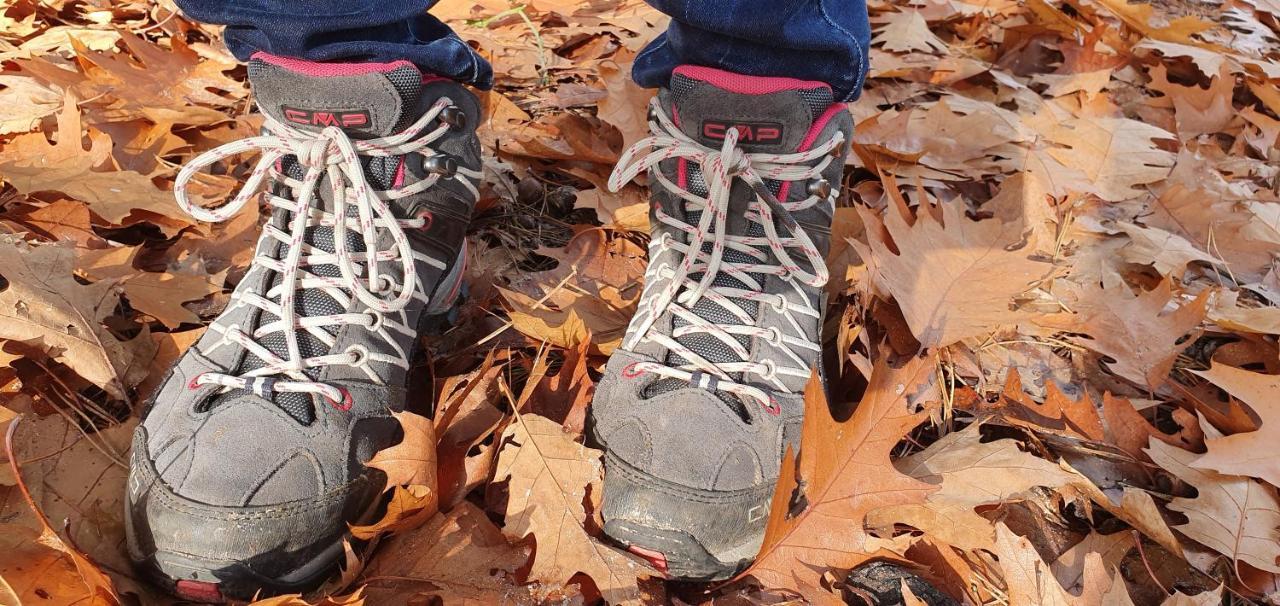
1,0,1280,604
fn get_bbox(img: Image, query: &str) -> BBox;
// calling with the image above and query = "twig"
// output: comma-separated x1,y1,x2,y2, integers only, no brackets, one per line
1133,530,1171,596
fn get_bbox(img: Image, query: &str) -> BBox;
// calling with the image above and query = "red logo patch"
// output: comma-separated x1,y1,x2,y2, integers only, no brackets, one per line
701,120,785,144
282,106,372,129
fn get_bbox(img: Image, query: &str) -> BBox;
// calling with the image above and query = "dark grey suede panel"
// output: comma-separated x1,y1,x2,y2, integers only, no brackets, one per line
247,59,412,137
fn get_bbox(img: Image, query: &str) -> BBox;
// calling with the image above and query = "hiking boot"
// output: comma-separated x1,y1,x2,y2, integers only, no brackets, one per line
124,53,481,602
591,66,853,581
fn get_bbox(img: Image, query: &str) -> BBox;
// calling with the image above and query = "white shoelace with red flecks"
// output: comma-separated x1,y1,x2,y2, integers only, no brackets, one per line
608,100,843,414
173,99,480,406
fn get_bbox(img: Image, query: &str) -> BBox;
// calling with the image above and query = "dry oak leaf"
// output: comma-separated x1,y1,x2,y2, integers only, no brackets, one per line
853,193,1055,348
992,526,1137,606
494,413,654,604
1145,437,1280,573
991,523,1075,606
1091,0,1218,47
1043,117,1176,201
867,422,1082,552
0,94,182,226
121,270,224,329
0,524,115,606
0,75,61,135
245,588,366,606
1042,280,1207,390
0,236,145,399
747,356,938,600
1148,64,1237,139
366,410,438,495
360,502,533,605
596,55,655,148
1189,363,1280,488
872,11,948,54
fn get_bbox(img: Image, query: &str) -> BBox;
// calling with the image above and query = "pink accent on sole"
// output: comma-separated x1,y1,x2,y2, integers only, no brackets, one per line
175,580,223,603
674,65,830,95
627,545,669,573
251,51,416,77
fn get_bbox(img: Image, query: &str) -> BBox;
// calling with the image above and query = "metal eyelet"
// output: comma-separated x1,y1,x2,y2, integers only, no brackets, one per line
621,362,645,379
424,155,457,178
807,178,832,199
187,373,206,390
438,106,467,129
415,210,434,231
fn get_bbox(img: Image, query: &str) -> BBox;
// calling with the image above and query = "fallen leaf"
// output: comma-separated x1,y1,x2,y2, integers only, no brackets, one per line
1044,280,1208,389
494,413,653,603
360,502,532,605
1146,435,1280,573
748,356,938,597
854,187,1055,348
1189,363,1280,487
867,422,1082,551
121,270,224,328
0,236,145,399
0,93,184,226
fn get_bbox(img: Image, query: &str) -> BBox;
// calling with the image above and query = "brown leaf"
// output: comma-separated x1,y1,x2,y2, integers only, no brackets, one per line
748,356,938,595
0,93,184,226
854,188,1055,348
872,11,948,54
867,422,1083,552
121,270,224,329
596,55,654,148
1043,116,1176,201
1146,434,1280,573
366,411,438,496
1189,363,1280,488
1091,0,1218,47
0,236,145,399
991,523,1074,606
360,502,532,605
1044,280,1208,389
494,413,653,603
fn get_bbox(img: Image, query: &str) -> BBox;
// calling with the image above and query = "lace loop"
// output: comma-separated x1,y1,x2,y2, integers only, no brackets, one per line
609,100,843,411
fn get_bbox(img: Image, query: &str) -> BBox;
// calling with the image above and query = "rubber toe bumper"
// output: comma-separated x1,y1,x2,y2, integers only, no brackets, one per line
599,451,775,581
125,430,382,601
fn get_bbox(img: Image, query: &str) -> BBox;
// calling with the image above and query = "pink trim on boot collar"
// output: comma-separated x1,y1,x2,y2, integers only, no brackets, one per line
673,65,830,95
251,51,416,77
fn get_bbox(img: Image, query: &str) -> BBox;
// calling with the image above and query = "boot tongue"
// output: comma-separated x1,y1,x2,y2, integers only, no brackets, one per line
665,65,834,153
247,52,425,138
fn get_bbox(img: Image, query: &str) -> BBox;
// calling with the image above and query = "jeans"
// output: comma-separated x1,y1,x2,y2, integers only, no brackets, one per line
175,0,870,101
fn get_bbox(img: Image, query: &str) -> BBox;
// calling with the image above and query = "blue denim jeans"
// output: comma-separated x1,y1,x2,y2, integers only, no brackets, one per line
175,0,870,101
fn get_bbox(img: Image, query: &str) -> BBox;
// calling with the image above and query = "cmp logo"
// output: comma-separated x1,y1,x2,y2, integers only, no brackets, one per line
701,120,785,144
281,106,372,129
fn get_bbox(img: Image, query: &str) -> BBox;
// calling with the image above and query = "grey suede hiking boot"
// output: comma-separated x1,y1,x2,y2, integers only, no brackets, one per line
592,65,853,581
125,53,481,602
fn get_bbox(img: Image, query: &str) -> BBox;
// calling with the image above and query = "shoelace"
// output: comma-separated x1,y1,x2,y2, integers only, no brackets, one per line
608,101,843,414
173,98,480,406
